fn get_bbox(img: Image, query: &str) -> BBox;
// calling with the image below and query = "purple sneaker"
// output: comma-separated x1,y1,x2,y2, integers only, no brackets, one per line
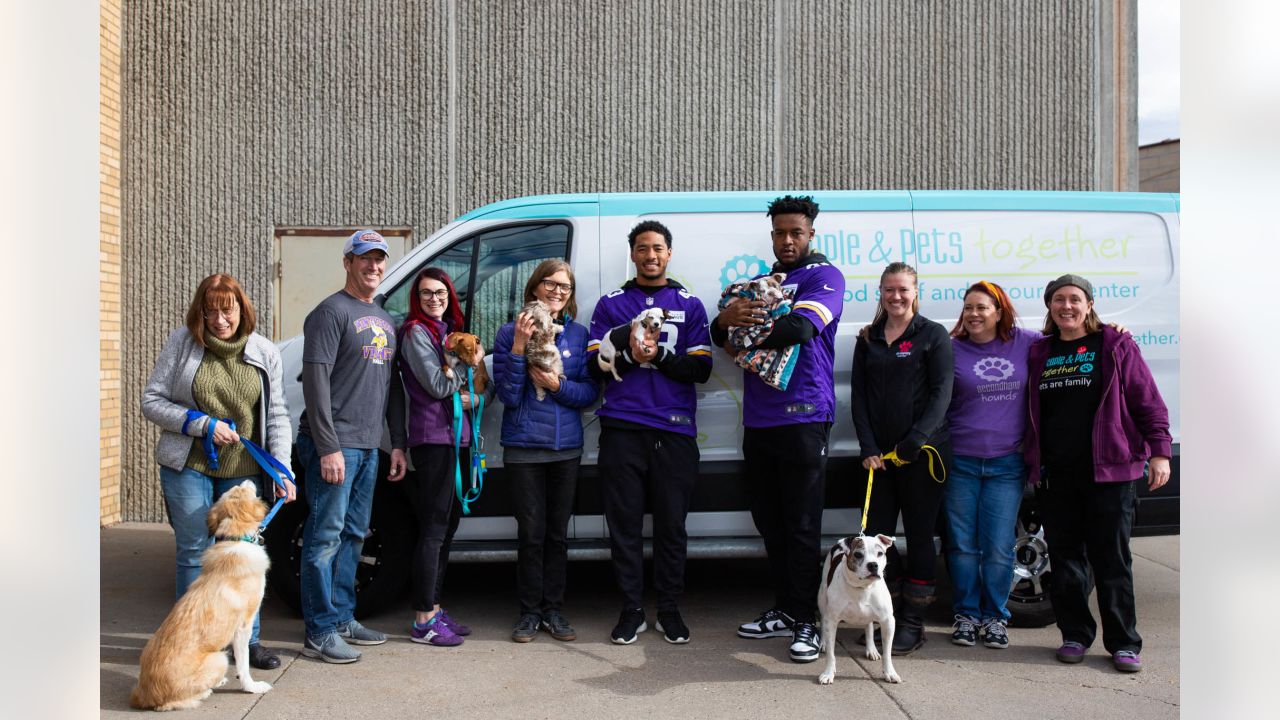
438,608,471,636
411,616,464,647
1112,650,1143,672
1055,641,1086,664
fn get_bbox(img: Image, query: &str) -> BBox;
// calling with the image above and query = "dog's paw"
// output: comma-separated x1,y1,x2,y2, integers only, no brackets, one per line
884,669,902,684
865,647,881,661
817,671,835,685
215,676,229,689
241,680,272,694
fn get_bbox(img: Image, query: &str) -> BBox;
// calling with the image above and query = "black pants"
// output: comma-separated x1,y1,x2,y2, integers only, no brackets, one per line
1037,466,1142,653
864,441,951,584
508,458,580,615
407,444,463,612
599,426,698,612
744,422,831,624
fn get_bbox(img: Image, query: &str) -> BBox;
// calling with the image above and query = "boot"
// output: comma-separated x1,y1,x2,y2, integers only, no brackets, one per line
892,581,937,655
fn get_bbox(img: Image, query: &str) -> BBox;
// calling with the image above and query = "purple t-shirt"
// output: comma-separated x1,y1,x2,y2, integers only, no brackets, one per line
947,326,1043,458
742,259,845,428
587,283,712,437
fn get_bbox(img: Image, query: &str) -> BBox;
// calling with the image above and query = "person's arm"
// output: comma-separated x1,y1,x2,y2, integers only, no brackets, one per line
493,323,527,407
587,300,643,380
386,366,407,450
260,340,295,475
782,267,844,347
1117,335,1172,458
549,325,601,408
655,301,712,384
140,329,210,437
894,324,955,461
849,336,881,460
755,313,819,349
402,325,464,400
301,362,341,456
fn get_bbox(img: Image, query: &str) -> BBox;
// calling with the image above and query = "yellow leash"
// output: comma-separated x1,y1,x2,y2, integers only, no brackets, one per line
860,445,948,532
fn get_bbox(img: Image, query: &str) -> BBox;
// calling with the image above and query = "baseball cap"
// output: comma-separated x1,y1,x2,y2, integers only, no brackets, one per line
344,229,389,256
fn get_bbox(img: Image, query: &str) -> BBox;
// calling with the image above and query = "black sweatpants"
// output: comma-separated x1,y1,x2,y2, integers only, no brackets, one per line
508,458,580,615
863,441,951,584
408,444,463,612
744,422,831,624
1036,465,1142,654
599,426,698,612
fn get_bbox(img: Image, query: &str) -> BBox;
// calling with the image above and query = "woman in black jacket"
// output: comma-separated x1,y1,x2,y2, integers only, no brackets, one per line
850,262,954,654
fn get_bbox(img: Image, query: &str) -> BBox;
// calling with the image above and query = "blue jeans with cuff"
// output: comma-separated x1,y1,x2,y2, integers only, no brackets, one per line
297,434,379,639
944,452,1026,624
159,465,264,644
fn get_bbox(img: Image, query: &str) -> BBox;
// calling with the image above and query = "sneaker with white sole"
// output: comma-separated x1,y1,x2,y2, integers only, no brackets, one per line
336,618,387,645
789,622,821,663
737,608,795,639
982,619,1009,649
951,615,978,646
301,632,361,664
656,609,690,644
411,615,464,647
611,608,647,645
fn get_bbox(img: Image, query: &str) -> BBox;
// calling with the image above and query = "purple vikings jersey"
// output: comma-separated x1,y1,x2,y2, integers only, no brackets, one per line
743,258,845,428
587,282,713,437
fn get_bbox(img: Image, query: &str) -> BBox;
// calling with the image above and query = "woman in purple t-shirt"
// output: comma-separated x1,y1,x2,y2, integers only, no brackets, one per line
944,281,1041,650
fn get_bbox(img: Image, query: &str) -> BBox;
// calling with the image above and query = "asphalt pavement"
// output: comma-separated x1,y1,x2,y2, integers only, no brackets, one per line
101,523,1179,719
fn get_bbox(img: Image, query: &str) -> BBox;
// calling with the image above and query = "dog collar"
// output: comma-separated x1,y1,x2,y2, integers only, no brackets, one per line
215,533,262,545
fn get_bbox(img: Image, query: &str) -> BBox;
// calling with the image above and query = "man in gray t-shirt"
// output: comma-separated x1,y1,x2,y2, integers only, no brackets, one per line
297,229,408,664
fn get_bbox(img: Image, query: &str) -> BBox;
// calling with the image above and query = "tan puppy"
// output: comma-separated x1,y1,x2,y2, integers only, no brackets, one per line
444,331,490,395
518,300,566,400
130,480,272,711
817,534,901,685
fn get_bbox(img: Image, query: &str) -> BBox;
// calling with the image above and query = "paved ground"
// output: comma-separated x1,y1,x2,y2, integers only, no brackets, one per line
101,524,1179,719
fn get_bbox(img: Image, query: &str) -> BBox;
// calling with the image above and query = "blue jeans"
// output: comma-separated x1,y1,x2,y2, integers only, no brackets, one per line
297,434,379,638
159,465,264,644
944,452,1026,623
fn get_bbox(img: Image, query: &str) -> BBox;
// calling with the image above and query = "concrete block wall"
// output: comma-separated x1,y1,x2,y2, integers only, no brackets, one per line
120,0,1135,521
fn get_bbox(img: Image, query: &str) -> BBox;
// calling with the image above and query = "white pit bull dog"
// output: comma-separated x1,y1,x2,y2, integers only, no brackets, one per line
817,534,901,684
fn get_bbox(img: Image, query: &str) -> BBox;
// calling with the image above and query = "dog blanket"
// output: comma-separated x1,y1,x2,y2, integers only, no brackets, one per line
717,285,800,391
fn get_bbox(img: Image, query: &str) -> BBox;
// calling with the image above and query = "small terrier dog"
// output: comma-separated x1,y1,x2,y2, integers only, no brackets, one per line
817,534,901,685
444,331,490,395
731,273,787,308
597,308,668,382
518,300,566,400
130,480,273,711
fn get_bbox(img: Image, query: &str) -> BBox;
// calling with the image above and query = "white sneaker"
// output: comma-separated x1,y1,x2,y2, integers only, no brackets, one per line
737,608,795,639
789,622,820,663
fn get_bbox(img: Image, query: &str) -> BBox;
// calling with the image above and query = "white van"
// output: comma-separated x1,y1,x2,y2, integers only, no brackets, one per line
267,190,1180,627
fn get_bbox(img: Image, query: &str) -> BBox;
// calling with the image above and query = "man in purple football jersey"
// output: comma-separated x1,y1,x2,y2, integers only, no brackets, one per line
587,220,713,646
711,195,846,663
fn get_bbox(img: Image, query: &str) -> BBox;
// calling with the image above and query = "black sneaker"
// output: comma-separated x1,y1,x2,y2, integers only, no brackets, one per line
789,622,820,663
541,610,577,642
951,615,978,646
737,608,795,639
656,610,690,644
611,608,647,645
511,612,541,643
982,619,1009,649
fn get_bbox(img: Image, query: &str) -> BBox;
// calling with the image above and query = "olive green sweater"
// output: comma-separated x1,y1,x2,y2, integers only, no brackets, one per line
186,333,260,477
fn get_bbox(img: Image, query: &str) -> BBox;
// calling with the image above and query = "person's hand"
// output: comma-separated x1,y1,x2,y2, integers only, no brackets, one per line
529,366,561,393
628,326,658,364
1147,456,1171,491
1108,322,1131,335
388,448,408,482
320,451,346,485
459,391,475,410
717,298,767,328
210,421,240,447
512,313,536,355
276,478,297,502
861,455,886,471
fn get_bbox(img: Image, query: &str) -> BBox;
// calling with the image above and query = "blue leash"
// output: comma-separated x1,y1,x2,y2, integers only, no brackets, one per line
186,409,293,533
451,366,486,515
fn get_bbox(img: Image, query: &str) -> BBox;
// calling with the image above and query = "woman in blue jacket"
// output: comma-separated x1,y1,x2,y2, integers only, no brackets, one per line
492,259,599,644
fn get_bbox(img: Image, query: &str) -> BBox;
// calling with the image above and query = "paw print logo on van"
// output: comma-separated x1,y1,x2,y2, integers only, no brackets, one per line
973,356,1015,381
719,254,770,290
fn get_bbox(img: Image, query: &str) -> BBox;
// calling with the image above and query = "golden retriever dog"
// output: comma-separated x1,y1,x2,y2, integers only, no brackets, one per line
444,330,490,395
130,480,272,711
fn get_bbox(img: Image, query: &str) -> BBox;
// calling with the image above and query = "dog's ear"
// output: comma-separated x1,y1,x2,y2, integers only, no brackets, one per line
771,272,787,284
875,534,895,548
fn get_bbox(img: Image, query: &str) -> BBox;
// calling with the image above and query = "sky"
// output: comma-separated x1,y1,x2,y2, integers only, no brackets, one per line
1139,0,1180,144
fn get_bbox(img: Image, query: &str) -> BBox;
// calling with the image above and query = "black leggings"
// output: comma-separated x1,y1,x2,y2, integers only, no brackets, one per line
863,442,951,584
407,444,463,612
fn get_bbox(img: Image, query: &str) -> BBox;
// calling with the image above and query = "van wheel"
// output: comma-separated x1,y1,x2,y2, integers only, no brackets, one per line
1006,494,1093,628
262,451,416,618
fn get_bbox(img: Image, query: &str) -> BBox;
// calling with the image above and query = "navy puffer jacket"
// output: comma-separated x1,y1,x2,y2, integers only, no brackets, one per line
493,318,598,450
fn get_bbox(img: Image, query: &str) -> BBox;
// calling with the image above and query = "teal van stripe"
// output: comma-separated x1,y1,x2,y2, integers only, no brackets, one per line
455,190,1180,222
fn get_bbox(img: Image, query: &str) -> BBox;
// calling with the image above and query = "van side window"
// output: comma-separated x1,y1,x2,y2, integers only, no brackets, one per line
383,222,571,347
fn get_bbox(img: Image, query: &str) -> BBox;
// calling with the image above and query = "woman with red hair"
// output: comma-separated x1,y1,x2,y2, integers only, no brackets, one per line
943,281,1041,651
394,267,492,647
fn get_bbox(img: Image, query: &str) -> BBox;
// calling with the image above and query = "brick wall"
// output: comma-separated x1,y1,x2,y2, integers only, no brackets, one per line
101,0,122,525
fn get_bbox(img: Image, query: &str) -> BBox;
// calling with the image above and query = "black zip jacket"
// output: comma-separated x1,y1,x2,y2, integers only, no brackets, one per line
850,313,954,461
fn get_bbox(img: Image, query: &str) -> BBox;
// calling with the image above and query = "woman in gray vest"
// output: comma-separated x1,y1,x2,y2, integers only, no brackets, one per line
140,273,296,670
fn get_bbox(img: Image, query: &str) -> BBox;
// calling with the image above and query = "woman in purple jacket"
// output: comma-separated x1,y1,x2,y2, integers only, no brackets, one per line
492,259,598,643
1025,274,1171,674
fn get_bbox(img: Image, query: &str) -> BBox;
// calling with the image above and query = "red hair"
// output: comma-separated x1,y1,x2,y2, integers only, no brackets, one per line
186,274,257,347
399,267,464,345
950,280,1017,342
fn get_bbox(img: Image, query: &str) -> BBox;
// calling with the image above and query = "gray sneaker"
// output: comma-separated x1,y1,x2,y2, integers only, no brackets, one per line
337,619,387,646
302,632,361,664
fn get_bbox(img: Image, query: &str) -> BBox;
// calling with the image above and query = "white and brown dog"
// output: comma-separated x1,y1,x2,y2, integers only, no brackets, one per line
817,534,901,684
597,307,668,382
130,480,273,711
518,300,566,400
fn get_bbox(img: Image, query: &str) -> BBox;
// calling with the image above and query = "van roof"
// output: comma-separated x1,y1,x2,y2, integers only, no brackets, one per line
456,190,1180,221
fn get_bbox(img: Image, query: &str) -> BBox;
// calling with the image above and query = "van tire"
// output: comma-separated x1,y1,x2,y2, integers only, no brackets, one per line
263,450,416,619
1006,493,1093,628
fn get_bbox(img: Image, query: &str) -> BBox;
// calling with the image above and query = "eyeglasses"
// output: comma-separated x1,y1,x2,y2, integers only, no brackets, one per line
418,289,449,300
540,279,574,294
202,308,238,321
